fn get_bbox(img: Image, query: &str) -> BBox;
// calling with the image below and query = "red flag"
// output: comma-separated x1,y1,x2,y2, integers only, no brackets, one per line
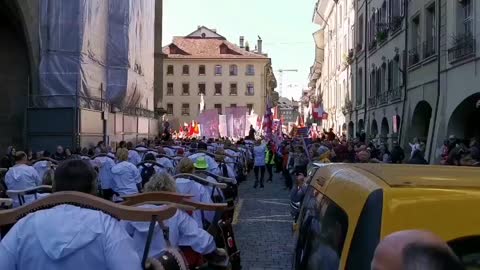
312,103,324,120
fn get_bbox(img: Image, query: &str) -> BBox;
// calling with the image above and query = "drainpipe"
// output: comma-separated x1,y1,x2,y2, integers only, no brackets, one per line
363,0,368,133
399,0,409,145
428,1,442,163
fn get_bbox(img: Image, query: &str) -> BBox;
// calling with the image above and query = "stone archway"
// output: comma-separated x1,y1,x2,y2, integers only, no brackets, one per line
370,119,379,138
410,101,432,142
381,117,389,143
447,92,480,140
0,0,31,153
348,121,354,138
358,119,365,133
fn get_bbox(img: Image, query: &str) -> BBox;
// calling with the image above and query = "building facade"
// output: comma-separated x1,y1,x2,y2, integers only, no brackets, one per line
277,97,300,124
162,26,276,127
311,0,480,162
0,0,163,154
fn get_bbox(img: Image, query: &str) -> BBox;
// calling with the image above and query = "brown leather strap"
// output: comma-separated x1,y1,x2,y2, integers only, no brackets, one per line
121,192,228,211
174,173,227,188
0,191,177,225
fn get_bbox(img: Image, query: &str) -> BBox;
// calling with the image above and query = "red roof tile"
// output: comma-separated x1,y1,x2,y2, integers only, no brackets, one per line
163,37,268,59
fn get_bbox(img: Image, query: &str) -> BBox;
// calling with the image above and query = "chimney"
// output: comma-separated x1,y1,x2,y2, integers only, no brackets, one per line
245,41,250,51
239,36,245,48
257,36,263,54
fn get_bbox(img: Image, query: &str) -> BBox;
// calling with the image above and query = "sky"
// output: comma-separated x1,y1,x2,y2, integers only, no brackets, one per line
162,0,318,100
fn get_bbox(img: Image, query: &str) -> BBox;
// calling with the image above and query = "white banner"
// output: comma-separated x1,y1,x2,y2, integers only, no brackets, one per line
219,115,227,138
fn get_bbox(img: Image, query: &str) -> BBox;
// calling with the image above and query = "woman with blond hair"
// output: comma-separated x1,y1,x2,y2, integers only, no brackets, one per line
122,173,224,265
110,148,141,197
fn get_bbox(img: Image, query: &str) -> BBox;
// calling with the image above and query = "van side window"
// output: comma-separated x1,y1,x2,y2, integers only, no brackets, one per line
449,236,480,269
345,189,383,270
295,189,348,270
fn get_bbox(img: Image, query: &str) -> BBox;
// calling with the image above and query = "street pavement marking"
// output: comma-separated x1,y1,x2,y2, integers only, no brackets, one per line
252,214,291,219
232,198,243,225
239,218,292,223
257,199,290,206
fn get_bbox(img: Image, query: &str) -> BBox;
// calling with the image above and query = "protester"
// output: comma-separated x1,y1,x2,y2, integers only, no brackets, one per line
175,158,214,226
252,140,266,188
265,142,275,182
126,142,142,166
32,150,52,180
111,148,141,197
121,172,226,267
408,150,428,165
1,146,16,168
371,230,465,270
4,151,42,206
92,149,116,200
391,143,406,164
0,159,142,270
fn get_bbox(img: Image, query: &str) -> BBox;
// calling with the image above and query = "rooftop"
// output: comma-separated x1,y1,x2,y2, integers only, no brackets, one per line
163,26,269,60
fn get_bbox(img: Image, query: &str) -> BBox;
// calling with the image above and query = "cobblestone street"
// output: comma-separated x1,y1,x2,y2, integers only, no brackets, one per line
234,172,294,270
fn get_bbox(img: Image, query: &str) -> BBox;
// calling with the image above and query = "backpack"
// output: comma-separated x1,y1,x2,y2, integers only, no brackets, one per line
141,165,156,186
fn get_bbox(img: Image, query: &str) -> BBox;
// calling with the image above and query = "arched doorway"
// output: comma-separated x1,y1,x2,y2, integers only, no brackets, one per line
358,119,365,134
447,92,480,140
370,119,378,138
341,123,347,135
348,121,354,138
0,0,30,153
381,117,389,143
411,101,433,142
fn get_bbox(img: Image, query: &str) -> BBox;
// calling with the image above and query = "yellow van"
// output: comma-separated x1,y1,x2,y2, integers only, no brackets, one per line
294,163,480,270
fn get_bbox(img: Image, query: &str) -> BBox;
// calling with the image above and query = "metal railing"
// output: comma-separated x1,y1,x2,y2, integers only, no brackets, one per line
368,96,378,107
376,23,389,44
378,91,388,105
389,87,402,101
448,35,476,62
408,47,420,66
389,16,403,34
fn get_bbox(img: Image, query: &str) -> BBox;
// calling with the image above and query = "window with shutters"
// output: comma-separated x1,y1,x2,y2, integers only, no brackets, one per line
181,103,190,116
230,83,238,96
166,103,173,115
167,65,174,75
215,83,222,95
199,65,206,76
246,83,255,96
167,83,174,96
215,65,222,76
182,65,189,75
182,83,190,96
214,104,222,114
198,83,206,95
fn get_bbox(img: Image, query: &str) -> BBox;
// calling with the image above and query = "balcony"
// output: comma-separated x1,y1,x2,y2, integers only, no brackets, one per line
389,16,403,34
368,96,378,108
378,91,388,105
408,47,420,67
389,87,402,101
376,23,389,44
423,38,436,59
448,34,476,63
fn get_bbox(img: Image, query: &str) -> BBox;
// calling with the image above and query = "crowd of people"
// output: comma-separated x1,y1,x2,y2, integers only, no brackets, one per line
0,127,477,269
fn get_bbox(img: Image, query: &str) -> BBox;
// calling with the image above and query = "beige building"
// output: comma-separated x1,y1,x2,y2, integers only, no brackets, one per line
162,26,276,128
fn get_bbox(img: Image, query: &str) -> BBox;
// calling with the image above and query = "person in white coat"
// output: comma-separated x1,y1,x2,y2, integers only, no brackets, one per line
92,154,116,200
111,148,141,197
174,158,214,227
121,173,218,260
126,142,142,166
0,159,141,270
4,152,41,207
32,151,52,181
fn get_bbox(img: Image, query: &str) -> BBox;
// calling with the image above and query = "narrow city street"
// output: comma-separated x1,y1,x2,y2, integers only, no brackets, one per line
234,172,294,270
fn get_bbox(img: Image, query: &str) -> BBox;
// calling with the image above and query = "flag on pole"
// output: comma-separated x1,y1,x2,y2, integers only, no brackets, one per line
312,103,324,120
200,94,205,114
262,95,273,141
